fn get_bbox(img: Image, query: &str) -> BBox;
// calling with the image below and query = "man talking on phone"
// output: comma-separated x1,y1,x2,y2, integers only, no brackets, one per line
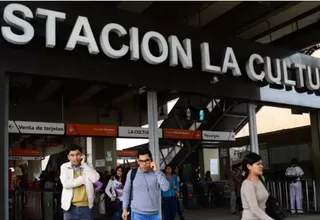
60,144,100,220
122,149,170,220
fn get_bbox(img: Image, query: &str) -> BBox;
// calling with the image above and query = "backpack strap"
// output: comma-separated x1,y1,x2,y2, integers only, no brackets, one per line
129,168,138,203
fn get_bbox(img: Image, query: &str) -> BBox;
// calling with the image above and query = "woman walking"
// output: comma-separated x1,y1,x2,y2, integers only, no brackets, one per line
162,165,180,220
241,153,274,220
105,166,126,220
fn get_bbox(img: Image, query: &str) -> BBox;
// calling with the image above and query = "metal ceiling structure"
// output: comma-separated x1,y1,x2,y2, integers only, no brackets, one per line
113,1,320,51
7,1,320,165
113,1,320,166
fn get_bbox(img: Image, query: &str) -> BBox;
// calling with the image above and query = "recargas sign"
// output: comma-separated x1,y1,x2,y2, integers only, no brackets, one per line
2,3,320,92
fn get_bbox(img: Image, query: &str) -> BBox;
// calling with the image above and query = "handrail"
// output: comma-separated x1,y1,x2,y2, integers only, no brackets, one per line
266,180,318,212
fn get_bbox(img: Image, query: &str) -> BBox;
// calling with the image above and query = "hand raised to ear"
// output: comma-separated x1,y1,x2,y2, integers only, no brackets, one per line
81,154,86,165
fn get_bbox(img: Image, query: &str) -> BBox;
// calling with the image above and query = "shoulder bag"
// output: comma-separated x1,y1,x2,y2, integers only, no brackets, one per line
259,176,287,220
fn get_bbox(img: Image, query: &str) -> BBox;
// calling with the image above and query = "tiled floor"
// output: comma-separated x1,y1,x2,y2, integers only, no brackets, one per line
181,208,319,220
95,208,319,220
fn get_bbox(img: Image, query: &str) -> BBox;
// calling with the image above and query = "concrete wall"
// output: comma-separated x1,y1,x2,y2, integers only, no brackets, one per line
237,106,310,138
91,137,117,173
199,148,220,181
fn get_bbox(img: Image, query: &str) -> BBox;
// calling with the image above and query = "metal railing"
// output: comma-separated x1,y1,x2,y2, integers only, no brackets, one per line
265,180,318,212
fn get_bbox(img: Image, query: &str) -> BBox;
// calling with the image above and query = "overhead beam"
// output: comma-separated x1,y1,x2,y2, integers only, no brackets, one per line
71,84,107,104
34,80,62,102
269,20,320,51
188,1,241,28
117,1,154,14
251,4,320,41
236,1,300,36
141,2,210,26
204,1,288,34
113,89,139,106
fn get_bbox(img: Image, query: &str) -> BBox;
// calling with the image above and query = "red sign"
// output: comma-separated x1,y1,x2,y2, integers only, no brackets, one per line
163,129,202,140
9,149,42,157
66,124,118,137
117,150,138,158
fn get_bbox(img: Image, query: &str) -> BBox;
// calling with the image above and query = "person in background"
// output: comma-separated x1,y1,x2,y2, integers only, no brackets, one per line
204,171,212,182
60,145,100,220
285,158,304,214
241,153,273,220
96,172,108,216
110,169,116,180
235,163,244,217
19,175,29,191
174,166,185,220
106,166,126,220
122,149,170,220
162,165,179,220
229,164,238,214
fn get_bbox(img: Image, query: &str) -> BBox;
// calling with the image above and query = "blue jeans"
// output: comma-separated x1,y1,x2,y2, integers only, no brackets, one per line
131,211,160,220
114,209,121,220
64,205,93,220
114,201,122,220
163,197,177,220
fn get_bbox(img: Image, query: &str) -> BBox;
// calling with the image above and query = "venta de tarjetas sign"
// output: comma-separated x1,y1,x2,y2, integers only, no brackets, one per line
2,3,320,93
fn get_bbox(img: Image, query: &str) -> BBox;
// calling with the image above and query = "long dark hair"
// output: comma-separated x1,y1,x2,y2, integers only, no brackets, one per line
115,166,125,185
242,152,262,179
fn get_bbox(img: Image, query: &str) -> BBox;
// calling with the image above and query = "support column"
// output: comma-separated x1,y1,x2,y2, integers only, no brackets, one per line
0,72,9,220
309,112,320,210
247,102,259,154
147,91,161,219
147,91,160,166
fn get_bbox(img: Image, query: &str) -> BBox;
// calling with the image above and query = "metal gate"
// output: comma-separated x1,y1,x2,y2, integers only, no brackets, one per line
24,191,43,220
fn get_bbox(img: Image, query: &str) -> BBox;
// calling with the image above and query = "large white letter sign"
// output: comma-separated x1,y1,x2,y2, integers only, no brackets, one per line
168,36,192,69
305,66,320,91
292,63,306,88
129,27,139,61
1,3,34,45
265,57,281,84
100,23,129,59
36,8,66,48
281,60,296,87
141,31,168,65
245,53,265,81
200,42,221,74
65,16,99,54
221,47,241,76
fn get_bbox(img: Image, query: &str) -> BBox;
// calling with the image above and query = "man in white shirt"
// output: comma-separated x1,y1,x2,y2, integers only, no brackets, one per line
60,145,100,220
285,158,304,214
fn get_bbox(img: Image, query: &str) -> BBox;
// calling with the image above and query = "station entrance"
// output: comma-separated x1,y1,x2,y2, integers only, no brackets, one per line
1,2,320,220
7,74,237,220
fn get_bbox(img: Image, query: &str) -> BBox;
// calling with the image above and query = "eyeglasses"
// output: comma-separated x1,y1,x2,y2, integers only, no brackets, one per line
138,159,151,164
